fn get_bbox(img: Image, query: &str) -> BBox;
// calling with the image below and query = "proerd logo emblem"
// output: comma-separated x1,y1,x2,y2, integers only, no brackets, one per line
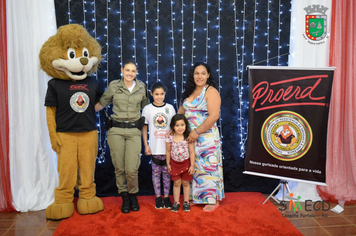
70,92,89,113
153,113,168,129
261,111,313,161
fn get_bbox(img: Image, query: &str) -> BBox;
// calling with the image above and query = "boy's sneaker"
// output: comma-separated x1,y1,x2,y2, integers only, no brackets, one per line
155,196,164,209
171,202,180,212
164,197,172,209
182,201,190,212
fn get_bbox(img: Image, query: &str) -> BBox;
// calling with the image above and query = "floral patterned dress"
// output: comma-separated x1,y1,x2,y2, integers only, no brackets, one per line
183,85,225,204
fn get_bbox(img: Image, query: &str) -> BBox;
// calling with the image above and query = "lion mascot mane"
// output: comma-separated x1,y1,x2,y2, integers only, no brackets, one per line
39,24,104,220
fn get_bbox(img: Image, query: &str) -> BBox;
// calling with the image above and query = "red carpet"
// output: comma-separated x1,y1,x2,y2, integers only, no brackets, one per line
54,192,302,236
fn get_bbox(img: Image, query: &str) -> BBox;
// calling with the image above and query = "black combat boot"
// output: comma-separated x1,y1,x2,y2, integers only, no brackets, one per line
121,192,131,213
129,193,140,211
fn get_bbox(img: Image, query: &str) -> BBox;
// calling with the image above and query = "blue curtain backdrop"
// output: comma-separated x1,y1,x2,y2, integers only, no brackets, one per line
54,0,291,196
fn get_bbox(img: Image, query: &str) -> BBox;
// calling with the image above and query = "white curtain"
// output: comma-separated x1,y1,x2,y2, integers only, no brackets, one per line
7,0,58,212
276,0,332,201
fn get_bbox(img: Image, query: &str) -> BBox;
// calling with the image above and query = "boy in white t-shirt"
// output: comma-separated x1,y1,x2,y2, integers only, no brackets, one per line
142,82,176,209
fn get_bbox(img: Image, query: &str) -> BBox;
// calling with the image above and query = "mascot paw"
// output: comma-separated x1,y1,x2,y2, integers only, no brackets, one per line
46,202,74,220
77,197,104,215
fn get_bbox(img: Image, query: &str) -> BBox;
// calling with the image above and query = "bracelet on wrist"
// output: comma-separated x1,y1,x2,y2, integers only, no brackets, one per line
195,129,201,135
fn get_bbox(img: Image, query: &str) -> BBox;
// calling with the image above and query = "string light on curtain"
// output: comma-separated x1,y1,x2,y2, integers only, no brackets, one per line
143,0,150,164
239,0,247,157
68,0,72,23
132,1,136,60
102,7,108,67
156,0,160,81
191,0,195,66
98,0,106,163
278,0,281,65
89,0,97,41
96,0,110,164
233,2,239,81
119,0,122,66
252,0,258,65
83,1,86,27
92,1,96,35
266,0,271,65
205,0,210,63
85,1,96,36
217,0,222,141
170,0,178,109
144,0,149,86
181,0,185,93
241,0,246,74
233,1,245,157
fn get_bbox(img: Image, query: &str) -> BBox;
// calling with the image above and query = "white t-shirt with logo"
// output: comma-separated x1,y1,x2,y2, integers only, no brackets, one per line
142,103,176,155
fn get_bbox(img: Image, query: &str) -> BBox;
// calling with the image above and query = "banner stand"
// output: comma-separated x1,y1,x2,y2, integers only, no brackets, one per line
245,67,334,186
263,180,291,206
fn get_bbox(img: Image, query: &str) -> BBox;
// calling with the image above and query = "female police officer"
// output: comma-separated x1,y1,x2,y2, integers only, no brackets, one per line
96,59,148,213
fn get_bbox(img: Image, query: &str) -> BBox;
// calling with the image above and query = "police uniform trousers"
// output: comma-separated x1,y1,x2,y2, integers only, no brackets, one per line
107,127,142,194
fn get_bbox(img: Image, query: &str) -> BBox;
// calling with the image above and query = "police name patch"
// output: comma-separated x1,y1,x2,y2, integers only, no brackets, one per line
70,92,90,113
261,111,313,161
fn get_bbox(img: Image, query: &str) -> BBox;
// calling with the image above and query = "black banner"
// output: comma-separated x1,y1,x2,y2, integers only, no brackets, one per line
244,66,334,184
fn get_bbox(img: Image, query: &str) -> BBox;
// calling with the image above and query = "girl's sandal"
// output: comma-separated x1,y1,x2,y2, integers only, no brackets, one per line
203,204,220,212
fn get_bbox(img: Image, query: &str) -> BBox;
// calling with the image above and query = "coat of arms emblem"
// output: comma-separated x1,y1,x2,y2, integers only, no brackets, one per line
304,5,328,41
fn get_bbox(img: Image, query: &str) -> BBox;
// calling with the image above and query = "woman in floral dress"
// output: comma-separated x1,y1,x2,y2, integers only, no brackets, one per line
178,62,224,212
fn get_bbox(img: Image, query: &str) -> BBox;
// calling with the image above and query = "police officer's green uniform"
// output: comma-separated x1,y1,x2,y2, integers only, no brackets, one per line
99,78,148,199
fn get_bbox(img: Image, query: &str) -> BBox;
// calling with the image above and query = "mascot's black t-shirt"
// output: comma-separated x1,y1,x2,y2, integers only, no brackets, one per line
44,77,102,132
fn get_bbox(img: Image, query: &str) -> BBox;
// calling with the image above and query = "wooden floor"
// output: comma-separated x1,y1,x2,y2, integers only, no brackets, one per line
1,195,356,236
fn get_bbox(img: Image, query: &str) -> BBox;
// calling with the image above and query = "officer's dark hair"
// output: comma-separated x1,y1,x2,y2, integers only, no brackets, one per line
122,58,137,68
150,81,167,93
170,114,191,140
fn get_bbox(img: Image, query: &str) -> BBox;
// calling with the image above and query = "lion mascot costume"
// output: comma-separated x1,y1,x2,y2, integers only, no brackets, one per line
39,24,104,220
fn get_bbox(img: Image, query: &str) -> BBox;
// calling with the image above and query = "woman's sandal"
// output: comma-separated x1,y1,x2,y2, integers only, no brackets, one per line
203,204,220,212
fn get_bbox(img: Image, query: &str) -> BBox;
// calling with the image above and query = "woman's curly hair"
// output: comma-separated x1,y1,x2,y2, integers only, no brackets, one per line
180,62,217,105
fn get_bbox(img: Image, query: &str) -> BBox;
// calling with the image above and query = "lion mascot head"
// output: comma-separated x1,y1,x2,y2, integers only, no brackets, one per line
39,23,102,80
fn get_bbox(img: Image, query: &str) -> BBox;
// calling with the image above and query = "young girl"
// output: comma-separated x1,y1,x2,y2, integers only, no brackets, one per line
166,114,195,212
142,82,176,209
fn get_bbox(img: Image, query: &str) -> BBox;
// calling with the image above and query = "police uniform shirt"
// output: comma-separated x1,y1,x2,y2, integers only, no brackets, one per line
44,77,102,132
99,78,149,122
